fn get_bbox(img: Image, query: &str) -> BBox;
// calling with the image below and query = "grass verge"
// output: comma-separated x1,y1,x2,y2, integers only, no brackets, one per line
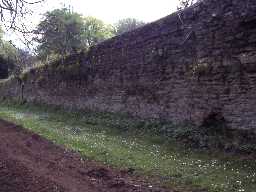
0,100,255,192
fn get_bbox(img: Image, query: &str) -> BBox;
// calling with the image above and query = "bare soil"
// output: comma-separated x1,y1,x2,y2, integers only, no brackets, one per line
0,119,172,192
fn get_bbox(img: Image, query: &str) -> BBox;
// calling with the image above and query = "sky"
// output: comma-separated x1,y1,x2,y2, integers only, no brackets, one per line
6,0,180,48
41,0,180,24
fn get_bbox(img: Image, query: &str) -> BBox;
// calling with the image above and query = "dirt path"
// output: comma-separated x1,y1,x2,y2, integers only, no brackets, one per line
0,119,172,192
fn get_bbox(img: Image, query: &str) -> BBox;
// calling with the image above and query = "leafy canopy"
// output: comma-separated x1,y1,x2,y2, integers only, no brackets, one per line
0,27,20,78
82,16,114,47
114,18,145,35
35,8,84,58
35,9,115,59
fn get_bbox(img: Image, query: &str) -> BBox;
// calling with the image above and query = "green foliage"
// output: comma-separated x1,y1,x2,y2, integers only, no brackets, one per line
0,42,18,61
0,29,19,78
35,8,85,58
35,9,114,60
0,27,18,62
0,101,256,192
82,17,114,47
114,18,146,35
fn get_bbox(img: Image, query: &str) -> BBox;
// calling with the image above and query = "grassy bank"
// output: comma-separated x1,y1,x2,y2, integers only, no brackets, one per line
0,101,255,192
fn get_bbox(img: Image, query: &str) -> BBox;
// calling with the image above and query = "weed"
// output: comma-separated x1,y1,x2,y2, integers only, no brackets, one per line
0,101,256,192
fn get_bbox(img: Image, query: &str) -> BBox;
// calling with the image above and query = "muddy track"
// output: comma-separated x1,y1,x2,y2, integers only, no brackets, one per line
0,119,172,192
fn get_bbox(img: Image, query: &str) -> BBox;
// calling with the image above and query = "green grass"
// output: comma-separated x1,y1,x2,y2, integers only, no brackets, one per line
0,101,255,192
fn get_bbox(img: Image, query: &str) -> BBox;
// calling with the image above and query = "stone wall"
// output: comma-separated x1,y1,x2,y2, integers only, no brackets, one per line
1,0,256,131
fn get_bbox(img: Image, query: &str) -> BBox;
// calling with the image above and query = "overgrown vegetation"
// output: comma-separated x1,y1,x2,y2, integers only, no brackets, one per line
114,18,146,35
0,32,21,78
0,100,256,192
0,2,147,80
34,8,113,59
34,8,145,61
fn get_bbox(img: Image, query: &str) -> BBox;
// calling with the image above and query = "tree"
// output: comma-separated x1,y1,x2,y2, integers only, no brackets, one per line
35,8,84,59
114,18,145,35
0,0,44,30
35,9,115,60
82,17,114,47
0,35,19,78
16,49,35,70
